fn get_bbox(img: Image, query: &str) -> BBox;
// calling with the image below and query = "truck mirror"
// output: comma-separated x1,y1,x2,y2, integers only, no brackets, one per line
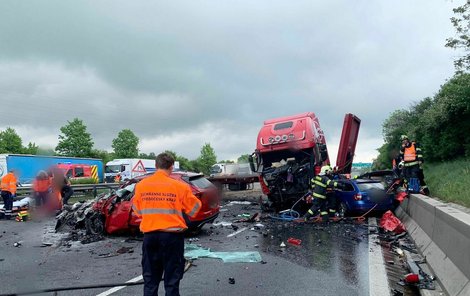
249,153,259,172
121,165,126,172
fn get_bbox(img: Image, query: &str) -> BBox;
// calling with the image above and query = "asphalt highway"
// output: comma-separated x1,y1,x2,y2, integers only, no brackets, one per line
0,199,375,296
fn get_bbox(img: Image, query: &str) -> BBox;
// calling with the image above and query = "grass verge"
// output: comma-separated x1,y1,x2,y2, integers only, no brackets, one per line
424,158,470,208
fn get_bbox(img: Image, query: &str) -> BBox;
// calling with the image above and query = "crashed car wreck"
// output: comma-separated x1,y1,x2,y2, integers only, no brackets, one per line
56,171,221,235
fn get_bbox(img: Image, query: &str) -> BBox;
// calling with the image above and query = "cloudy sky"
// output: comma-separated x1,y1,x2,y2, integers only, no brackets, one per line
0,1,459,163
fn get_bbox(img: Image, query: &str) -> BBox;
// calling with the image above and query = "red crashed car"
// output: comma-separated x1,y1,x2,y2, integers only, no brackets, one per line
85,171,220,235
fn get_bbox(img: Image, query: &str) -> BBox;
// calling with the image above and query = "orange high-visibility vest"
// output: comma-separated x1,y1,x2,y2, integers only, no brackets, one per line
33,178,50,192
404,145,417,162
1,173,17,194
132,170,202,233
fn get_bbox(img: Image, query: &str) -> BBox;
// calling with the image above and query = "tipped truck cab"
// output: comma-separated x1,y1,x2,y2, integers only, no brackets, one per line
249,112,360,209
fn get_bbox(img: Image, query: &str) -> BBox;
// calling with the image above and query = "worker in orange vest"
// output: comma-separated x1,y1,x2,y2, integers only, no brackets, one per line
33,170,51,208
132,152,201,296
1,170,18,220
399,135,429,195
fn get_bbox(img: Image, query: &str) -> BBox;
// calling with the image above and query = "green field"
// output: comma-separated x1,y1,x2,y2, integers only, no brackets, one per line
424,158,470,208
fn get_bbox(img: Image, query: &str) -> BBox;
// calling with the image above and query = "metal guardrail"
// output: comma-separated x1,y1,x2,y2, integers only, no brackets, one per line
14,183,121,197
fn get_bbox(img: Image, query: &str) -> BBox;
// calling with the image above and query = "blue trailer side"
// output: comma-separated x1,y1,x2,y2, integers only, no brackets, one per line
0,154,104,184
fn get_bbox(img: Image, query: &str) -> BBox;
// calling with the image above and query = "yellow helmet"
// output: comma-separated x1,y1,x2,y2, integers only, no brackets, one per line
320,165,333,176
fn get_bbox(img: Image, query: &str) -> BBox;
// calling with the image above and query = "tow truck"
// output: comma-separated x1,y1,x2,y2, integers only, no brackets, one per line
249,112,361,209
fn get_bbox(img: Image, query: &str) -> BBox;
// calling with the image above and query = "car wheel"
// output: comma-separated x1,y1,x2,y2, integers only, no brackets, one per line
338,202,348,217
86,213,105,235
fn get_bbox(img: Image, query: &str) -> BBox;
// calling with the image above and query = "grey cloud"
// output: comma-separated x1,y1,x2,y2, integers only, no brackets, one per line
0,0,458,161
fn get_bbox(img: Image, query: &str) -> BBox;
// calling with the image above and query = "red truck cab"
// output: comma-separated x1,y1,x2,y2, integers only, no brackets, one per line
250,112,360,208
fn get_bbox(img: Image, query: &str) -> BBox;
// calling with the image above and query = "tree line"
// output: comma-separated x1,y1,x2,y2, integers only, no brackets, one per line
374,2,470,169
0,118,251,175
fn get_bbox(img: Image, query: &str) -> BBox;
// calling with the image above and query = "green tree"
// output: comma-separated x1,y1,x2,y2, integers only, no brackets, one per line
23,142,39,155
91,149,114,164
195,143,217,175
446,1,470,72
112,129,139,158
176,156,194,171
0,127,23,153
237,154,251,163
55,118,94,157
219,160,235,164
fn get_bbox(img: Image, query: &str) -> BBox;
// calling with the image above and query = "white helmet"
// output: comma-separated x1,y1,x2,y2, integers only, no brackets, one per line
320,165,333,176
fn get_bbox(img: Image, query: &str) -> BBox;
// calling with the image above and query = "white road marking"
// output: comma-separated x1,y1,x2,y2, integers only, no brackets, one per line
96,275,143,296
227,227,247,237
368,218,391,296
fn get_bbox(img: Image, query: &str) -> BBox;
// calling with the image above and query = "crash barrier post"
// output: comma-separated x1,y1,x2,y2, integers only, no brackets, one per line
395,194,470,296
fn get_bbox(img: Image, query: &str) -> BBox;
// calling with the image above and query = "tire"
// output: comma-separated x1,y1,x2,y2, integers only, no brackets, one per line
85,214,105,235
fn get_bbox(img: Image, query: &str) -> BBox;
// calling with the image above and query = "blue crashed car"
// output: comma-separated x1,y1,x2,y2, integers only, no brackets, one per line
335,178,396,216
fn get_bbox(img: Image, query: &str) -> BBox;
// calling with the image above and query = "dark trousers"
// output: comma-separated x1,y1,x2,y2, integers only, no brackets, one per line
1,191,13,219
142,231,185,296
326,192,337,216
35,191,48,207
61,186,74,205
307,198,328,217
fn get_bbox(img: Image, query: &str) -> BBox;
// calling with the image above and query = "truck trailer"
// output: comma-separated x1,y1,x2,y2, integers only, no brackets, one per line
0,154,104,184
249,112,360,208
208,163,259,190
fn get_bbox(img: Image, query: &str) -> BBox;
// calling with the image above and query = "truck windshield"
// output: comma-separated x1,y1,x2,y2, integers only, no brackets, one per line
210,165,222,174
105,165,121,173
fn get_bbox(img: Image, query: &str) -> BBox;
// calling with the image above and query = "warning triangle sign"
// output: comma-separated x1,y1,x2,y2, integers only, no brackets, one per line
132,160,147,173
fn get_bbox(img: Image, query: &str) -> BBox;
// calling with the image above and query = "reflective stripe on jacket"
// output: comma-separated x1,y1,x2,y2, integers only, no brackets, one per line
132,170,202,233
400,142,423,164
310,175,338,199
1,173,17,194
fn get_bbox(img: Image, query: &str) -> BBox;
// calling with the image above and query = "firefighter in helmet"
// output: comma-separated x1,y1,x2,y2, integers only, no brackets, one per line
399,135,429,195
304,165,343,222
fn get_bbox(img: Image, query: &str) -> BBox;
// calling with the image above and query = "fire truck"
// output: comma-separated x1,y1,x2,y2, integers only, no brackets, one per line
249,113,360,208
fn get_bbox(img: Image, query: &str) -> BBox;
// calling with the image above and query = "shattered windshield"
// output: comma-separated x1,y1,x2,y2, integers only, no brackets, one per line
116,183,136,198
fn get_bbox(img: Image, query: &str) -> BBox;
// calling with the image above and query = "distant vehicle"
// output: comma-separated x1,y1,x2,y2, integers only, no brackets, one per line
104,159,155,182
249,113,360,208
335,178,396,216
85,171,220,234
55,163,99,183
210,163,252,177
208,163,258,191
0,154,103,184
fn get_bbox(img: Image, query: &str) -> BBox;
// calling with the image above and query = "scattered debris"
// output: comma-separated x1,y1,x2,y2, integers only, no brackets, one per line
287,237,302,246
227,201,252,205
280,242,286,248
116,246,134,254
13,241,22,247
184,244,262,263
379,211,406,234
228,277,235,284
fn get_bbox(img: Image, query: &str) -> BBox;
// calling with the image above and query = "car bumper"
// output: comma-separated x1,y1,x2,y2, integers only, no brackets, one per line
349,201,394,212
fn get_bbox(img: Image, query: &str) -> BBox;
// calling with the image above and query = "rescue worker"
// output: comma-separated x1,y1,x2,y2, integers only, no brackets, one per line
114,173,121,183
399,135,429,195
1,170,17,220
304,165,342,222
132,152,201,296
33,170,50,207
